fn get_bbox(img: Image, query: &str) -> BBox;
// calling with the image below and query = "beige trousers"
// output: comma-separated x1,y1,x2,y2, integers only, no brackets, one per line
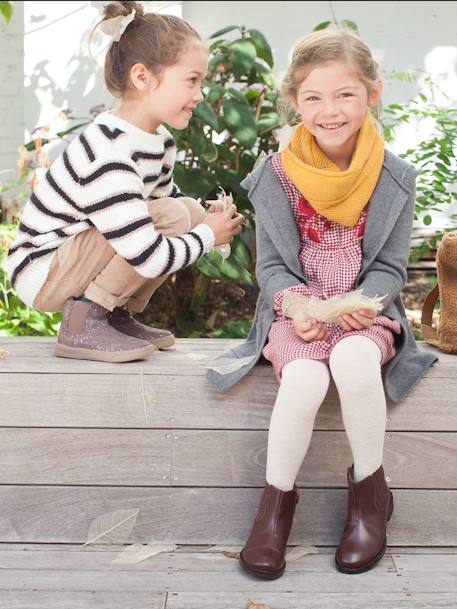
34,197,206,313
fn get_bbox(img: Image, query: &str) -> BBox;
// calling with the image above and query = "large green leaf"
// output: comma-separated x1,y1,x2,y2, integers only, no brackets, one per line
226,87,250,106
206,85,225,104
202,140,218,163
209,25,239,39
228,39,257,80
174,165,217,199
247,29,273,67
213,166,246,197
313,20,332,31
231,236,252,269
256,112,281,133
340,19,358,32
193,101,220,131
222,99,258,148
0,1,13,24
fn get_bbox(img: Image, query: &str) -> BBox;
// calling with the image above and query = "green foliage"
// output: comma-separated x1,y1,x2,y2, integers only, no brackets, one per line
381,75,457,256
209,319,253,339
167,24,282,331
0,223,61,336
0,1,13,24
171,24,281,206
313,18,358,32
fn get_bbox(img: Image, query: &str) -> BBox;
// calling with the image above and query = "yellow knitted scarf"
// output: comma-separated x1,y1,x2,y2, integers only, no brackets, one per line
281,113,385,227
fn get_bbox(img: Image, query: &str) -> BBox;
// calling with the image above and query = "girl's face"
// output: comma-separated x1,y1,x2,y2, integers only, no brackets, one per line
146,43,209,131
294,61,382,161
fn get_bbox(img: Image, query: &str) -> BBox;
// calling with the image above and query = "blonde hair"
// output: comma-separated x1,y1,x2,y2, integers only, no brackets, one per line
279,28,381,125
91,1,203,98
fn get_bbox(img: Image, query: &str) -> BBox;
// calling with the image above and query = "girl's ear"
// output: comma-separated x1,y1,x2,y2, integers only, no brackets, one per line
368,79,383,108
129,63,158,92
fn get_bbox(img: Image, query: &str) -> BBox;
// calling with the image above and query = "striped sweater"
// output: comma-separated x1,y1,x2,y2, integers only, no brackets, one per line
7,111,215,308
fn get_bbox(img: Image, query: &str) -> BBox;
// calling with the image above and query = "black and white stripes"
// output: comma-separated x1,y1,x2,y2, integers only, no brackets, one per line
7,111,214,308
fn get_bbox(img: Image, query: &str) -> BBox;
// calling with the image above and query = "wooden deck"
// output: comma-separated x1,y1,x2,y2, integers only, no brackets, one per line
0,337,456,608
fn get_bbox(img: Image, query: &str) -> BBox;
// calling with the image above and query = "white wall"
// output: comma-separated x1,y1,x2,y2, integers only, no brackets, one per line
182,0,457,107
0,1,24,180
1,1,456,224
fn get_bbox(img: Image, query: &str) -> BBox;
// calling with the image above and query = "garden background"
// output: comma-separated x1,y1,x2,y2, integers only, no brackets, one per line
1,0,456,339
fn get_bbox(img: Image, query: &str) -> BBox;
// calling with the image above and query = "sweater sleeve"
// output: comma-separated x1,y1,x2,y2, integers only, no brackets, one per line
82,158,214,279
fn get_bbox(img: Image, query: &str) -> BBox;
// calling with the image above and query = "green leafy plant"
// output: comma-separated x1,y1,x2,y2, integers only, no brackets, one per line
381,72,457,259
165,24,282,332
0,224,61,336
171,24,280,208
0,1,13,24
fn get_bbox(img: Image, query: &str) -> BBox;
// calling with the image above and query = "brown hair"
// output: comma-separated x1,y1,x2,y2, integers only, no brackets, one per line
279,28,381,125
92,1,203,98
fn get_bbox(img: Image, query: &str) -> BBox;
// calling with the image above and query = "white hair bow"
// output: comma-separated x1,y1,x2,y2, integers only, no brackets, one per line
99,8,136,43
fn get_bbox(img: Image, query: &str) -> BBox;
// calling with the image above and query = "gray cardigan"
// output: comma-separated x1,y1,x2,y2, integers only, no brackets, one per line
207,150,438,401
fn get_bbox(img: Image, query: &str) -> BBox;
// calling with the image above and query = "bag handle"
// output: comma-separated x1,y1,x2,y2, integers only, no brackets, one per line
421,283,439,347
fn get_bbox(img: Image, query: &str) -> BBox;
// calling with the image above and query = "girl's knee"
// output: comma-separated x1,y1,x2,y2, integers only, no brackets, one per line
179,196,206,227
329,336,383,389
330,336,382,368
147,197,192,235
281,358,331,400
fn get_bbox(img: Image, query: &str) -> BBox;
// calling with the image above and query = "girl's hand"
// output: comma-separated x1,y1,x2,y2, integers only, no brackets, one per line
202,204,245,245
338,309,377,331
293,318,330,342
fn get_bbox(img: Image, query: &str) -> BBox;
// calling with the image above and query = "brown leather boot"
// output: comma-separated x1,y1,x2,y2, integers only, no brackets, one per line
107,307,175,349
55,299,156,362
239,483,299,580
335,464,394,574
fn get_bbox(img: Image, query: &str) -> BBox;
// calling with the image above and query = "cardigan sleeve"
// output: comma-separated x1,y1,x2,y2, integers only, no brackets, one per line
357,185,416,311
255,213,307,314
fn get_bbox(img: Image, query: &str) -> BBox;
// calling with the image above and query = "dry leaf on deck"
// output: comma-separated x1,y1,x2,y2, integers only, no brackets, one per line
111,542,177,564
286,545,319,561
82,509,140,547
0,347,8,359
222,550,240,559
247,602,272,609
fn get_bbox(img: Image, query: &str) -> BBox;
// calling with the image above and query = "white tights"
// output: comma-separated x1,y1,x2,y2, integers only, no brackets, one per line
266,336,386,491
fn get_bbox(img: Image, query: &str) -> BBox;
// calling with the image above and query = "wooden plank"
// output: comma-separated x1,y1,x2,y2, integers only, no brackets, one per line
0,338,448,376
0,545,394,573
0,487,455,545
166,592,457,609
393,553,457,572
0,592,166,609
172,431,457,489
1,428,453,488
0,567,456,593
0,429,172,485
1,374,456,431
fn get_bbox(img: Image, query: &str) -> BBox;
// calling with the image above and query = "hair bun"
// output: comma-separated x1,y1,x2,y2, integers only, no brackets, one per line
102,1,144,20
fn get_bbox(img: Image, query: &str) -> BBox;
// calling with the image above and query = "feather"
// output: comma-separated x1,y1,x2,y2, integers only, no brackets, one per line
283,289,385,323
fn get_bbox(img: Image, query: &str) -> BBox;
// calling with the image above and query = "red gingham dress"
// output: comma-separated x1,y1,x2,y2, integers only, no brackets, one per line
262,154,401,382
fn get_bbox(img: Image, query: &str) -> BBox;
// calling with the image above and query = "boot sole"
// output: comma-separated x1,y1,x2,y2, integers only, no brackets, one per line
335,492,394,574
55,343,156,363
239,550,285,580
152,335,175,350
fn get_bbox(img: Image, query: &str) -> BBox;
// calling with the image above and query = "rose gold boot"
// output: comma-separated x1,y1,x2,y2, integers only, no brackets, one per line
55,299,156,363
107,307,175,349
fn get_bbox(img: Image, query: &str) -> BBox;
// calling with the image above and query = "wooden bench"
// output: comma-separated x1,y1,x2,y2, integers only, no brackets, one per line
0,337,456,548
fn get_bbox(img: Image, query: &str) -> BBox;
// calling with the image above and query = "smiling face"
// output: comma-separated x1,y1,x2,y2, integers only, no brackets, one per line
294,61,382,166
147,42,209,130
